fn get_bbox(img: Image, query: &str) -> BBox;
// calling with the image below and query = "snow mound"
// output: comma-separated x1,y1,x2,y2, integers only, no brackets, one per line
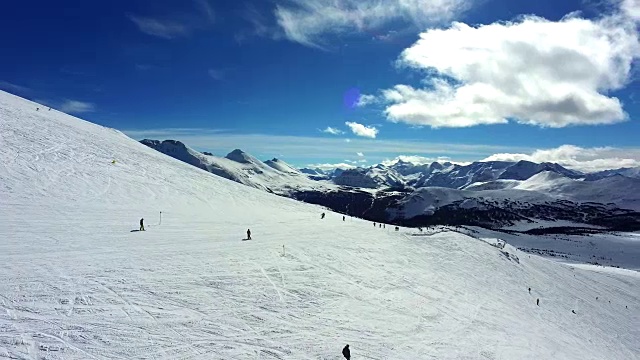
1,90,639,359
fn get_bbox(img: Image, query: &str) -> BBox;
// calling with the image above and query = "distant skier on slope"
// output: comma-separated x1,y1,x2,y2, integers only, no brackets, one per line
343,216,345,221
247,229,251,240
139,218,145,231
342,344,350,360
321,213,325,219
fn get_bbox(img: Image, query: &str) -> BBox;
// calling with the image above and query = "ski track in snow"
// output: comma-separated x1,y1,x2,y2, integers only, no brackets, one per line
0,91,639,359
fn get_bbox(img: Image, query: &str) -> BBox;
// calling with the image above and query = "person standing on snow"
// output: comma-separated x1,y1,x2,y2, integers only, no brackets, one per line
343,216,345,221
342,344,350,360
321,213,325,219
247,229,251,240
139,218,145,231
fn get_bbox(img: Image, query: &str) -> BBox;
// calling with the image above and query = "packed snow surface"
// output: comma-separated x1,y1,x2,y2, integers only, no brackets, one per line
1,91,639,359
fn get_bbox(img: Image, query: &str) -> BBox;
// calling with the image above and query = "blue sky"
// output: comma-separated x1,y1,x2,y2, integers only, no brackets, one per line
1,0,639,171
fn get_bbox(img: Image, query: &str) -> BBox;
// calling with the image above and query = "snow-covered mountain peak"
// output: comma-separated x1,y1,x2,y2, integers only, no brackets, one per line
225,148,260,164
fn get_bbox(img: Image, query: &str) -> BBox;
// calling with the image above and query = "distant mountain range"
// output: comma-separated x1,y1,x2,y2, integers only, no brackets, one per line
140,139,335,194
141,139,640,231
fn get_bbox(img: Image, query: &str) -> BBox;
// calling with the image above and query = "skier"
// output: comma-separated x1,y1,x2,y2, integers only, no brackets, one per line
139,218,145,231
321,213,325,219
379,223,381,228
383,224,385,229
373,222,376,227
247,229,251,240
343,215,345,221
342,344,350,360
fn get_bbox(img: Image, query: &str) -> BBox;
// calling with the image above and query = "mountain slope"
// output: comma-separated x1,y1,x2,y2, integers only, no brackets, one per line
1,90,639,359
264,158,301,174
141,140,331,194
333,164,406,189
584,167,640,181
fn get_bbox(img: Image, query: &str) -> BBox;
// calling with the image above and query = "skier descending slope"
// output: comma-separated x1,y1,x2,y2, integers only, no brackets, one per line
139,218,145,231
246,229,251,240
342,344,350,360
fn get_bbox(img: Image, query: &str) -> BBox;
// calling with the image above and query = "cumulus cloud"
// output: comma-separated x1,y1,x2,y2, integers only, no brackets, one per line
357,152,364,156
306,162,357,170
482,145,640,172
274,0,470,48
60,100,95,114
322,126,344,135
622,0,640,19
345,121,379,138
368,6,640,128
357,94,377,106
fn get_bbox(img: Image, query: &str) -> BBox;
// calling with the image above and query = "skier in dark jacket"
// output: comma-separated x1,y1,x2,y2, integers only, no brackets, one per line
321,213,325,219
342,344,350,360
247,229,251,240
139,218,145,231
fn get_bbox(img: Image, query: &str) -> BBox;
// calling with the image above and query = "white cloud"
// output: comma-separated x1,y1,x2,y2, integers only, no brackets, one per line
274,0,470,48
0,81,31,94
127,0,215,39
381,155,469,166
359,159,368,163
357,94,377,106
208,69,225,80
60,100,95,114
482,145,640,172
622,0,640,19
345,121,379,138
127,15,189,39
306,162,357,171
322,126,344,135
124,128,518,161
357,152,364,157
370,7,640,128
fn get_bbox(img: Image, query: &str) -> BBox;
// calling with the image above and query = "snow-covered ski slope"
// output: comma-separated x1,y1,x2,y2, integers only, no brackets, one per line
1,90,639,359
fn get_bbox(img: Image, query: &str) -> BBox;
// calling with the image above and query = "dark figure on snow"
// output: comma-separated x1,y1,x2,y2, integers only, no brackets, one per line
528,287,531,293
343,216,345,221
342,344,350,360
139,218,145,231
48,107,51,111
379,223,381,228
383,224,385,229
536,298,539,306
36,107,39,111
321,213,325,219
395,226,399,231
373,222,376,227
247,229,251,240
